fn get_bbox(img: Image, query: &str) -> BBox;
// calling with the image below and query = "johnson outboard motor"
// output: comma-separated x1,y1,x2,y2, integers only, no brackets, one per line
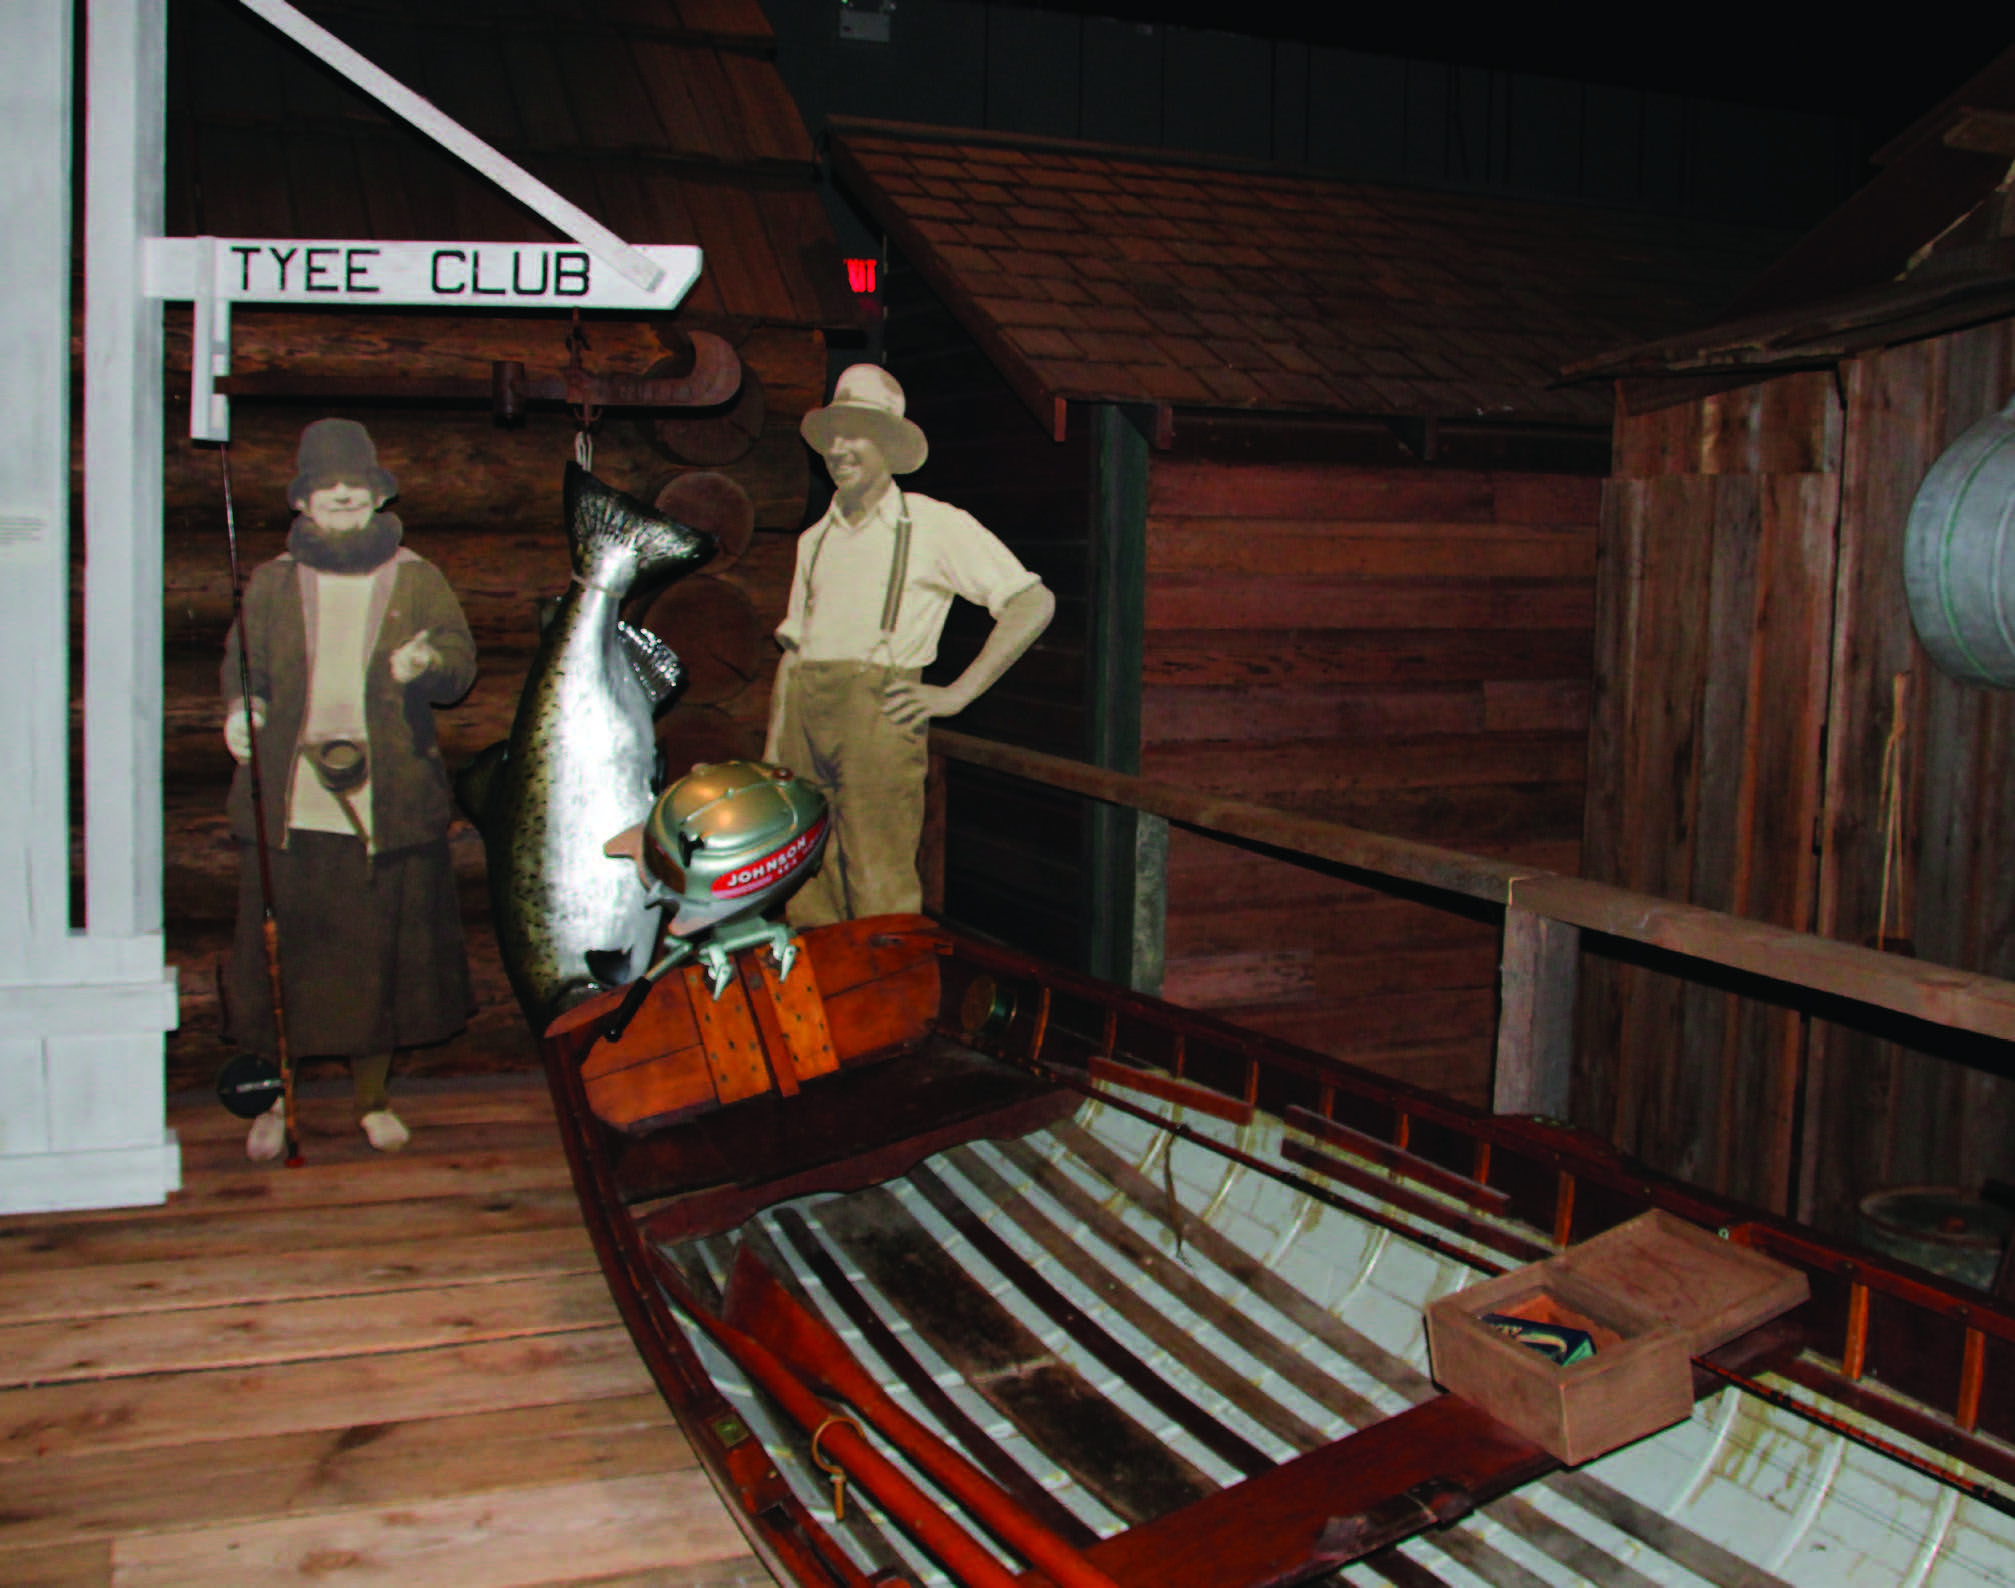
601,761,828,1035
640,759,830,942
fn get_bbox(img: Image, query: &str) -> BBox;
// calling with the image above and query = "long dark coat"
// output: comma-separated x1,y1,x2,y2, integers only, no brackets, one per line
223,549,476,851
222,545,478,1059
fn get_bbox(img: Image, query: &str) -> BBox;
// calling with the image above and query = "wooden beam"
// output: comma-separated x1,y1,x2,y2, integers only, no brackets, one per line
932,731,1527,904
236,0,664,293
930,731,2015,1048
1944,107,2015,156
1087,403,1150,988
1493,906,1579,1118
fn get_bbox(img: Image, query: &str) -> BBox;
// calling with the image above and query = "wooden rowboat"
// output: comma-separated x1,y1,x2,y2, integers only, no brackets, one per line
540,914,2015,1587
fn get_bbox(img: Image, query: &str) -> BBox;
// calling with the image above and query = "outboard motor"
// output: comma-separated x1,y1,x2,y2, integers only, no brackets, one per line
639,759,830,941
598,760,828,1027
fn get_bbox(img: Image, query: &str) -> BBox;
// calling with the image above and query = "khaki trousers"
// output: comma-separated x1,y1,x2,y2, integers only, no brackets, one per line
770,661,926,926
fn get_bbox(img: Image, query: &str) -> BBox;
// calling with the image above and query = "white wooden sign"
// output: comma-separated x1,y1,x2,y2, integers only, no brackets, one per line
145,236,701,309
144,236,704,440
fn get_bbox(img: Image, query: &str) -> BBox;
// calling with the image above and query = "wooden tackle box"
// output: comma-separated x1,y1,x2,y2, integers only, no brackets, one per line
1426,1210,1808,1464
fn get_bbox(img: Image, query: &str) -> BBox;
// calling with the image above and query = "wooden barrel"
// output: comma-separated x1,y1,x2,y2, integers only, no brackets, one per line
1905,397,2015,686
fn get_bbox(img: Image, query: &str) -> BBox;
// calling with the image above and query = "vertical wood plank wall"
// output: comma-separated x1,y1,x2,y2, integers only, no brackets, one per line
1807,326,2015,1231
1579,373,1842,1211
1582,337,2015,1231
1143,458,1601,1108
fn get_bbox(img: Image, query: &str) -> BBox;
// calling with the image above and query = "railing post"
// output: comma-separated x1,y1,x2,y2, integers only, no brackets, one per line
1129,812,1168,996
1494,906,1579,1117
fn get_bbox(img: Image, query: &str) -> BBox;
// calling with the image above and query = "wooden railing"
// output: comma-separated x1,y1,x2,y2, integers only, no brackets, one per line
930,730,2015,1118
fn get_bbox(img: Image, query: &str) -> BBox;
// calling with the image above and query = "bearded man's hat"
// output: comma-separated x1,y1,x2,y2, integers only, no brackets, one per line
289,418,397,506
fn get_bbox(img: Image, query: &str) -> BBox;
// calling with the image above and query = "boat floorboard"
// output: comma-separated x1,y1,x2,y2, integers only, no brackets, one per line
0,1076,763,1588
656,1096,2015,1588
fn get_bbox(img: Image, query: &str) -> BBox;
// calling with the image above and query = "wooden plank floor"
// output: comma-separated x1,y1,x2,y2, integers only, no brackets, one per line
0,1076,768,1588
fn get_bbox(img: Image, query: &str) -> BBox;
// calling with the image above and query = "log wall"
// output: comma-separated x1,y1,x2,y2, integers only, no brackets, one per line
1580,333,2015,1231
1144,459,1601,1108
141,307,823,1076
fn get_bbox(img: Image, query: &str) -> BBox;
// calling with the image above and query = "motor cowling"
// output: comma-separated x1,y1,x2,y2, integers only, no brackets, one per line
639,759,828,938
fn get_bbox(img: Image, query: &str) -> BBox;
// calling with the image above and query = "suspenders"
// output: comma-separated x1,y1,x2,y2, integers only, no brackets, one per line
802,491,912,661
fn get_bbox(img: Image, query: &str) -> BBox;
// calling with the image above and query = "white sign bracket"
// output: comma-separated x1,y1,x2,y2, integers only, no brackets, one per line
188,236,231,443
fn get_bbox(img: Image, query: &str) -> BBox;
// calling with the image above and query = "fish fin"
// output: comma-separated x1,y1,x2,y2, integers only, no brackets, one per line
584,948,635,987
565,463,713,589
534,594,564,635
454,741,510,830
619,621,687,710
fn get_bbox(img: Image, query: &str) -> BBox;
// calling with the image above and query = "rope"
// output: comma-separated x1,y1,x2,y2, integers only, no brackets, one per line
1876,672,1910,951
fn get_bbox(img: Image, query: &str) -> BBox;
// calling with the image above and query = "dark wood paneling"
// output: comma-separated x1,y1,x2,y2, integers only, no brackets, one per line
1583,345,2015,1228
1803,326,2015,1233
886,253,1094,965
1147,461,1601,1104
1579,377,1842,1211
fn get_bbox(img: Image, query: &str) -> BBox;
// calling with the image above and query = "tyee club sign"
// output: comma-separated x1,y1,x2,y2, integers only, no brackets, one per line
143,236,704,440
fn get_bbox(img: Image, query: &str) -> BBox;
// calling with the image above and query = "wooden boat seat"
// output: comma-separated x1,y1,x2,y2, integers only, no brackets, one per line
619,1036,1078,1241
547,916,948,1133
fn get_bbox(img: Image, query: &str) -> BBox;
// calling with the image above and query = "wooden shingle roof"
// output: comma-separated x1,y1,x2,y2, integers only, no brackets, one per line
829,118,1789,435
170,0,856,330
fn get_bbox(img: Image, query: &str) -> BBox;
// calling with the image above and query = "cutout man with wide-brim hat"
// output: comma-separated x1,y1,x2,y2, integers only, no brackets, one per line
765,364,1054,925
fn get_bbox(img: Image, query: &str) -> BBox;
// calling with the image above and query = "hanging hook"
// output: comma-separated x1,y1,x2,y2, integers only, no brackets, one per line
566,308,599,470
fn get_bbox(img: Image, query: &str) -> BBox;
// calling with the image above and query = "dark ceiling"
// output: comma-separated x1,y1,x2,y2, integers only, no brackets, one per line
1004,5,2015,161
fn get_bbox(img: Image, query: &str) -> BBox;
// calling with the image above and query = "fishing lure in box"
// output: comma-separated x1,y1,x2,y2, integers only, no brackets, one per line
1480,1311,1597,1366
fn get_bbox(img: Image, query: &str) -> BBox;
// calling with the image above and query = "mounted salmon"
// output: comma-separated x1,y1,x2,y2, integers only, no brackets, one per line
537,915,2015,1587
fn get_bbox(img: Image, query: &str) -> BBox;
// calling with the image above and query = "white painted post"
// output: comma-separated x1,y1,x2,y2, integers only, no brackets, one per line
0,0,180,1215
86,0,168,952
0,0,76,1172
0,0,73,978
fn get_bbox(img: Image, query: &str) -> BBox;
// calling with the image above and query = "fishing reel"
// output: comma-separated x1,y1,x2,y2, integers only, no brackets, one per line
216,1050,284,1118
634,759,830,999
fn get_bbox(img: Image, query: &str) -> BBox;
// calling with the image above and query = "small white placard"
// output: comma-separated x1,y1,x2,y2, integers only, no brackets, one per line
145,238,703,313
0,513,53,565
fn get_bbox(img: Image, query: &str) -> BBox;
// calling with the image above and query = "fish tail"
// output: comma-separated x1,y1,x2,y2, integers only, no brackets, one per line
565,463,713,586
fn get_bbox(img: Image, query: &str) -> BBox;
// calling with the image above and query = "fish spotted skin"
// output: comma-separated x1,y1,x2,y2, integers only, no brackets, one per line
475,464,712,1028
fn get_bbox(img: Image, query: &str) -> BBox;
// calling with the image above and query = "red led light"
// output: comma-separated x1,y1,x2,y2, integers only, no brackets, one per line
846,258,878,294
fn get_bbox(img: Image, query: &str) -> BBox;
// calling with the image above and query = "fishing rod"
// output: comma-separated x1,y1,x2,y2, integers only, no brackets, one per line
222,446,303,1168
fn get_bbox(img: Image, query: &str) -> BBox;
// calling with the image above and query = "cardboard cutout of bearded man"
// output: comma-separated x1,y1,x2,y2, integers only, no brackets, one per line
765,365,1054,926
223,419,478,1160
